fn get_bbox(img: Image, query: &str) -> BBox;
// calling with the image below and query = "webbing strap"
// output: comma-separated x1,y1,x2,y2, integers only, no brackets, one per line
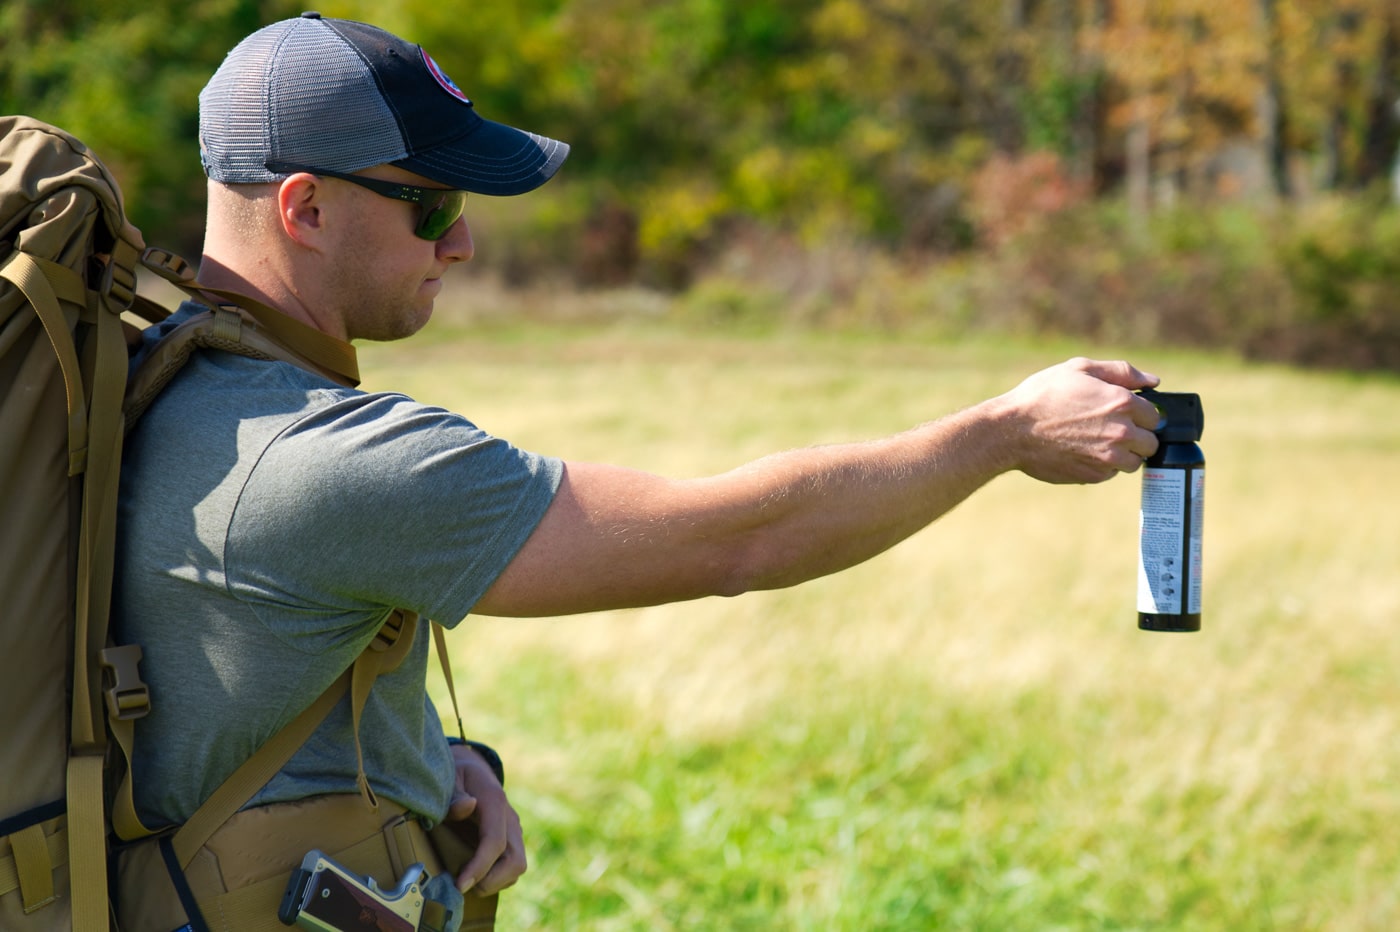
73,259,134,751
0,250,88,475
68,254,138,932
108,708,152,842
66,755,108,929
350,612,419,810
433,622,467,742
195,284,359,387
6,822,55,912
0,820,66,904
169,612,419,870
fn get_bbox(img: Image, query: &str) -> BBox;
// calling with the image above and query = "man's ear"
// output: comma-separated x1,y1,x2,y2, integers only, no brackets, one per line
276,173,327,247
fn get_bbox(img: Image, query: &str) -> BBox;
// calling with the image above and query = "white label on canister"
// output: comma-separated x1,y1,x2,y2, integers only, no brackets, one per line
1187,468,1204,614
1138,467,1188,614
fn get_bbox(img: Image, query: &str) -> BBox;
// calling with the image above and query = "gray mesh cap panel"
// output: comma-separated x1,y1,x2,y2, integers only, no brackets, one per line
200,17,407,183
264,22,407,173
199,26,283,182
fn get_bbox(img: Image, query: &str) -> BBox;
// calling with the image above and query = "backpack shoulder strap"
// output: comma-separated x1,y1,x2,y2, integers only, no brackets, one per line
110,611,420,865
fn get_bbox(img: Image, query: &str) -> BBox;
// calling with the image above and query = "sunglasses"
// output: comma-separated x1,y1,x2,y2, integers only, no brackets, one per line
265,161,468,241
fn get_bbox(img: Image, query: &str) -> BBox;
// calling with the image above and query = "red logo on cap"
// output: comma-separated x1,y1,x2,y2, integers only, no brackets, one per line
422,49,472,105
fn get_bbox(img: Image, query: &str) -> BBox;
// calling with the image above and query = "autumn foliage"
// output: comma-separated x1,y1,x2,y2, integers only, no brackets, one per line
4,0,1399,368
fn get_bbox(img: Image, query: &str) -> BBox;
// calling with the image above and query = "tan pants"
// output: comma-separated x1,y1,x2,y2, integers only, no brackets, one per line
116,795,496,932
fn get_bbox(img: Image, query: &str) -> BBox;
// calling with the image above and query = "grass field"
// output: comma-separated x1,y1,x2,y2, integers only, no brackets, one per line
360,289,1400,931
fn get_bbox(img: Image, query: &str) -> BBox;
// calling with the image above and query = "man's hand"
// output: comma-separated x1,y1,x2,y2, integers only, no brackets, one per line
442,742,526,895
996,357,1162,484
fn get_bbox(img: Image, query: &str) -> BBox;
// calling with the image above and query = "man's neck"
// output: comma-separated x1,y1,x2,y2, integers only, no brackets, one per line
193,254,346,341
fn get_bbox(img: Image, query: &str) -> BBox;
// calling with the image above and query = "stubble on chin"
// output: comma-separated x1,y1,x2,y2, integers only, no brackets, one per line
349,305,433,343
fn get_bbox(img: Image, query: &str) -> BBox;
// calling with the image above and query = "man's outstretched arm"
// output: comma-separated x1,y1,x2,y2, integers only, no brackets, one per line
473,358,1161,617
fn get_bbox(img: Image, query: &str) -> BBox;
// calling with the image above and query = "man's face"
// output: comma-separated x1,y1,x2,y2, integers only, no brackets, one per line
320,165,475,342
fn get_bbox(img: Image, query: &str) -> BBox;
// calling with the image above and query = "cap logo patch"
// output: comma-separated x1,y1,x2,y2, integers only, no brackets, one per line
422,49,472,106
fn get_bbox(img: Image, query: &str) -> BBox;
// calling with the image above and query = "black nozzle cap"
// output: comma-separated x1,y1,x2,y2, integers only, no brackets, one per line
1138,389,1204,443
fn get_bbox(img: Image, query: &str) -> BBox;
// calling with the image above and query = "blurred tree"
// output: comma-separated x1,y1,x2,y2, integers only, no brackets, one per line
1256,0,1292,198
1090,0,1264,214
1265,0,1399,193
1,0,304,252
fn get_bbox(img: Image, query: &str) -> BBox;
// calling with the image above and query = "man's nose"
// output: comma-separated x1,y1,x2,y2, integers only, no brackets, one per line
438,218,474,264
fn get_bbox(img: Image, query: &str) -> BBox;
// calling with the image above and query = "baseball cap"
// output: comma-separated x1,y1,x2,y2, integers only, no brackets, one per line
199,12,569,196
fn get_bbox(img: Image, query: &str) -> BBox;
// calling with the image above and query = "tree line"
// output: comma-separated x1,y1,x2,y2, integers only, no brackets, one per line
5,0,1400,367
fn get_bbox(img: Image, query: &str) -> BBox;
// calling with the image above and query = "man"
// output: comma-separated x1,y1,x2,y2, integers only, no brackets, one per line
114,11,1162,927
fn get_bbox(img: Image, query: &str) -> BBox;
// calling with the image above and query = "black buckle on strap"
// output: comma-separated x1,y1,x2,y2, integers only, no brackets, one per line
100,644,151,720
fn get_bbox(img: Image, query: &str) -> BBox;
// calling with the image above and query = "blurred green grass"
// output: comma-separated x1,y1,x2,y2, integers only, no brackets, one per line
360,302,1400,931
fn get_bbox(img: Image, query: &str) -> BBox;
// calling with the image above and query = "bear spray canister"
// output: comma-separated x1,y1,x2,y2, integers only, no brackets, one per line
1136,389,1205,632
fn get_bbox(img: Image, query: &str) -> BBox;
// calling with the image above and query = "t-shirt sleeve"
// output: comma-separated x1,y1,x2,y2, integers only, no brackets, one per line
225,390,562,629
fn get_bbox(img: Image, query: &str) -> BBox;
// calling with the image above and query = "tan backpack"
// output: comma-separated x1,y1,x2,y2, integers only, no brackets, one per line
1,113,171,930
0,117,484,931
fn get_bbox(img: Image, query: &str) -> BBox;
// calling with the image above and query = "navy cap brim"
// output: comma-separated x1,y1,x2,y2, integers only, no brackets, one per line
393,117,570,197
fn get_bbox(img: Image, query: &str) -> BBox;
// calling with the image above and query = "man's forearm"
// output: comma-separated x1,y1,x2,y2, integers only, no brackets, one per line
694,399,1014,594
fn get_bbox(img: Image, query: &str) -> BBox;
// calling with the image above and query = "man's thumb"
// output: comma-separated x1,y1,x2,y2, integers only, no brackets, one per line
1080,358,1160,390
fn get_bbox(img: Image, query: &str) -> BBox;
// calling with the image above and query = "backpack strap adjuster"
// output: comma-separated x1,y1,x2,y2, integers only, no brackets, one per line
99,255,138,311
99,645,151,720
371,610,410,653
140,245,194,284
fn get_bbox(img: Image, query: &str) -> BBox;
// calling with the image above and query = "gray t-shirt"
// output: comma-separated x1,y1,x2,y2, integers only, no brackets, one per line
115,304,562,827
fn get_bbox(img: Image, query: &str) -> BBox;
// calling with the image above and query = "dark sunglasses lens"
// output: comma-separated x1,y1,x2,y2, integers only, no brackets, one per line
417,192,467,240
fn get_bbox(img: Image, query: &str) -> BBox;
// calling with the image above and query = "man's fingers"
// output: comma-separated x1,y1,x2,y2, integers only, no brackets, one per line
455,859,487,894
454,830,503,893
460,843,528,896
455,832,522,895
1129,393,1167,432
